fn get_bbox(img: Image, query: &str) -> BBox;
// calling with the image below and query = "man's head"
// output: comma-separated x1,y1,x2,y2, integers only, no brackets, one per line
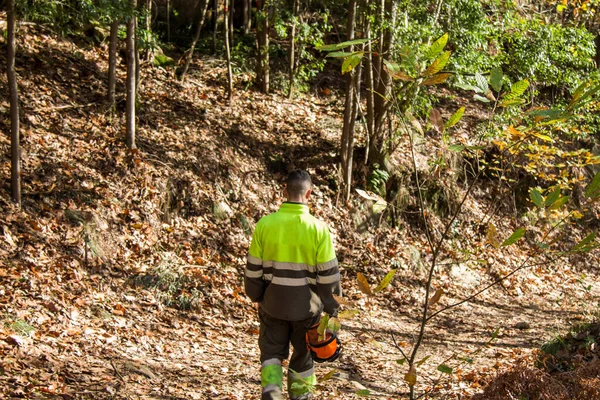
285,170,312,203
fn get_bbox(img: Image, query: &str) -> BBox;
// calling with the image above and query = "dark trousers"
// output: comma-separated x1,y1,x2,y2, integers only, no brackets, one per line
258,307,319,371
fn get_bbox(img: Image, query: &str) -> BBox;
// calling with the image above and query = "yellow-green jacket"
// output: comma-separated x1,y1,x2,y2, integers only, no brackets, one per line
245,202,341,321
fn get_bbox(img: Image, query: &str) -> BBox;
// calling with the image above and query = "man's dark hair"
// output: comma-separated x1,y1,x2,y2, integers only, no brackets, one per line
286,170,312,197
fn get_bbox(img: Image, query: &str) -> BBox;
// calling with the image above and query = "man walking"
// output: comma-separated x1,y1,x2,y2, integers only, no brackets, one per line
245,170,342,400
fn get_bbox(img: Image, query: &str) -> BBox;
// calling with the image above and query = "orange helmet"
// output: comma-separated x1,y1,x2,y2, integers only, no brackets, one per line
306,322,342,363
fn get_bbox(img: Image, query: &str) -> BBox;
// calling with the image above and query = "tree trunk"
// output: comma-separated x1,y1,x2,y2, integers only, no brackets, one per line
126,0,137,149
595,34,600,69
256,0,270,93
243,0,250,34
7,0,21,206
167,0,171,42
229,0,234,48
288,0,299,98
370,0,396,168
224,0,233,103
340,0,358,201
144,0,153,62
108,20,119,109
364,1,375,150
212,0,219,53
180,0,210,82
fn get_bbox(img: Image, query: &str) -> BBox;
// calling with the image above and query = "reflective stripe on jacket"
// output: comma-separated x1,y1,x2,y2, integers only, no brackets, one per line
245,202,341,321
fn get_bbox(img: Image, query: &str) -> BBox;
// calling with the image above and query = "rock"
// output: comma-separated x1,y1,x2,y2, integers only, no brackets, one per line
213,201,232,220
514,322,531,330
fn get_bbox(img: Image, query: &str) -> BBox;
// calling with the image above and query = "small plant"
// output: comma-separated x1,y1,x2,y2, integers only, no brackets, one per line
10,319,35,336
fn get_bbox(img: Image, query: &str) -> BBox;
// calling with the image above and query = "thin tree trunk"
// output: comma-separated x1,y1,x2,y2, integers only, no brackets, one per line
7,0,20,206
370,0,396,168
108,20,119,109
224,0,233,103
212,0,219,53
167,0,171,42
145,0,153,61
126,0,137,149
256,0,270,93
288,0,299,98
229,0,234,48
341,0,357,201
180,0,210,82
364,0,375,147
134,12,140,94
243,0,250,34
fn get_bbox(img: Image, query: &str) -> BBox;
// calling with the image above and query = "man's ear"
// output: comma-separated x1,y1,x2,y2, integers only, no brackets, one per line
305,188,312,200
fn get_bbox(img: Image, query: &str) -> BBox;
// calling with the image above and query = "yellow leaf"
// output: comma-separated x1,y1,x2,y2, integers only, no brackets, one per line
486,222,500,249
404,365,417,387
422,73,451,86
429,288,443,306
357,273,372,295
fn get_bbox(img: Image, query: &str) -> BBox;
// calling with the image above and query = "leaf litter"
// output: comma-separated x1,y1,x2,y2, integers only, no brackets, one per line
0,22,598,399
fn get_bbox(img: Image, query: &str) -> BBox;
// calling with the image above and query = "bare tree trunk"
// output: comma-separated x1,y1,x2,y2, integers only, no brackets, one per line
224,0,233,103
108,20,119,109
256,0,270,93
212,0,219,53
144,0,153,62
595,34,600,69
126,0,137,149
229,0,234,48
180,0,210,82
7,0,20,206
340,0,358,201
134,12,140,94
288,0,299,98
167,0,171,42
370,0,396,168
364,1,375,148
243,0,250,34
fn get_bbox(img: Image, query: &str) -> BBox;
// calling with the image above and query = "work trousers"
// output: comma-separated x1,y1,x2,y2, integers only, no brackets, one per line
258,307,319,400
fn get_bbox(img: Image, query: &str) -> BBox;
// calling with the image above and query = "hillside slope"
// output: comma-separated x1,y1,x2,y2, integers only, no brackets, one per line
1,25,599,399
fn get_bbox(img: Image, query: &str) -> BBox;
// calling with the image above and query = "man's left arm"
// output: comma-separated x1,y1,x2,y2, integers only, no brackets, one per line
316,226,341,317
245,224,266,303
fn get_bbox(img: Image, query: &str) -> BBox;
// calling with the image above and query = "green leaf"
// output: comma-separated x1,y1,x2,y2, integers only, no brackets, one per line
459,356,474,364
547,196,569,210
423,51,451,77
448,144,465,152
341,53,363,74
373,269,397,293
475,73,489,94
545,187,561,207
529,189,544,208
326,51,357,58
425,33,448,59
320,369,338,382
416,355,430,367
499,98,526,107
473,94,491,103
489,67,503,92
329,317,341,333
437,364,453,374
356,390,371,396
503,79,529,101
491,327,501,340
584,172,600,198
531,132,553,142
572,232,597,252
501,228,526,246
373,199,388,214
396,359,406,365
445,107,465,129
316,38,370,51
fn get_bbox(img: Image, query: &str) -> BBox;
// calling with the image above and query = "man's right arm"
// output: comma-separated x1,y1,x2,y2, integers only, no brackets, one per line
245,224,266,302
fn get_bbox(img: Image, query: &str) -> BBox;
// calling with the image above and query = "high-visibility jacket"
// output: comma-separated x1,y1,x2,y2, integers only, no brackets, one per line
245,202,341,321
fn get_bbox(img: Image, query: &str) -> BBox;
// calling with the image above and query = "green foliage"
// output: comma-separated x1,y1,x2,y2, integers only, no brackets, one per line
8,318,35,336
367,165,389,196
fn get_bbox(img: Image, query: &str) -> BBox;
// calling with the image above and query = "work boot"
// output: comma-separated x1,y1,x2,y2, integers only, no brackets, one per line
261,360,284,400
